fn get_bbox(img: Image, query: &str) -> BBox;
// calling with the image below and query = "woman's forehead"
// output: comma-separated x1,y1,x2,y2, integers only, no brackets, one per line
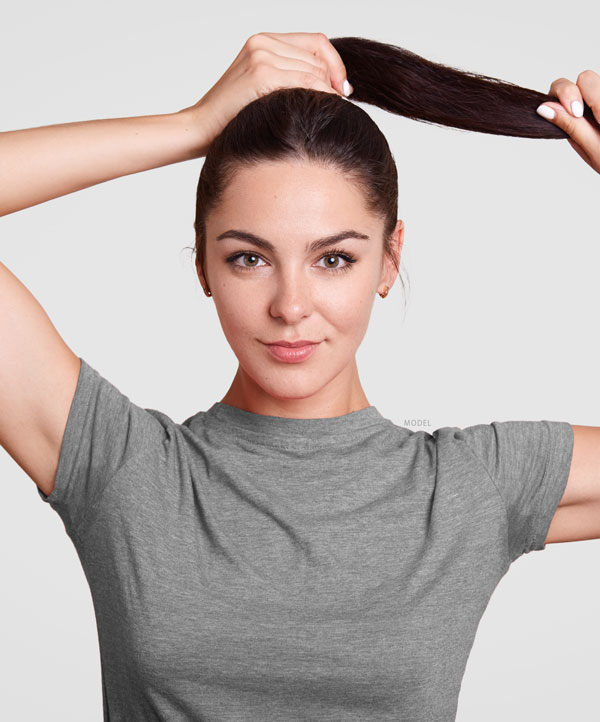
212,161,375,224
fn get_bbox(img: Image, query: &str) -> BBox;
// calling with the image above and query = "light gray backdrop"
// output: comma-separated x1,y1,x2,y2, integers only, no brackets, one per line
1,0,599,719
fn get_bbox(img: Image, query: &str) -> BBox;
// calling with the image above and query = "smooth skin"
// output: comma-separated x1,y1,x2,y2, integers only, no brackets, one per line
197,159,401,420
0,32,598,546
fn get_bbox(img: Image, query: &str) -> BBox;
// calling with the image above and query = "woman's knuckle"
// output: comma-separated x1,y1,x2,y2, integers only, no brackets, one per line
246,33,264,50
578,69,596,82
250,47,270,64
248,51,273,76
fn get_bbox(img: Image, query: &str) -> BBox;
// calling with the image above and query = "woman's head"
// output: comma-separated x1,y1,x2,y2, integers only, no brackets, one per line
193,87,404,410
194,86,403,290
191,36,570,412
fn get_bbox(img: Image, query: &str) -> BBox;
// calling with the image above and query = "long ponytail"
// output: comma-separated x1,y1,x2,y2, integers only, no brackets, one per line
329,36,595,139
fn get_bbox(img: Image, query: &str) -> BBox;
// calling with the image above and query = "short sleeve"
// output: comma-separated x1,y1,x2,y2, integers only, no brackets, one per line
454,419,574,563
37,357,167,544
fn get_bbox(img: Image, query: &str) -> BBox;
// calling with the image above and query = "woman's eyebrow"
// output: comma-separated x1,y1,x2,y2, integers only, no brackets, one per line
215,229,370,253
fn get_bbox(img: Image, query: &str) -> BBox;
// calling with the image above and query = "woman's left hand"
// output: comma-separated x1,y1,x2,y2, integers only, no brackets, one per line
537,70,600,174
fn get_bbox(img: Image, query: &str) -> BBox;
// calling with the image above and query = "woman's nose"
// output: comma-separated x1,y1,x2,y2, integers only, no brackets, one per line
268,273,314,324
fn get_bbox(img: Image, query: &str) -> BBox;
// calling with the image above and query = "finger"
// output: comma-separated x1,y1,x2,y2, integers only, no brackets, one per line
254,47,332,89
280,68,340,96
536,99,600,153
547,77,584,118
254,35,331,81
575,69,600,125
260,31,352,97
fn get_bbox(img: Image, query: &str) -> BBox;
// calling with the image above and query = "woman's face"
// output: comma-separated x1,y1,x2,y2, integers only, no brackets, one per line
198,159,403,415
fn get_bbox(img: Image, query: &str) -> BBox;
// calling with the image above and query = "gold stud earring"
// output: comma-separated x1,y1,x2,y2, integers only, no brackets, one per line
378,286,389,299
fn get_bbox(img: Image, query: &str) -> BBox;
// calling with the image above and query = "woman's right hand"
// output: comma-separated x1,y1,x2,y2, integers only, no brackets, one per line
178,32,352,151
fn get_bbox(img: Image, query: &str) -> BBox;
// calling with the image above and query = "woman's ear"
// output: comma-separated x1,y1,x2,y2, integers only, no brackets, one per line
195,254,211,297
393,219,404,262
379,219,404,294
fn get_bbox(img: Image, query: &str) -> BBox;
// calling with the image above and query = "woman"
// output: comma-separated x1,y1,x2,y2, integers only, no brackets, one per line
2,31,599,721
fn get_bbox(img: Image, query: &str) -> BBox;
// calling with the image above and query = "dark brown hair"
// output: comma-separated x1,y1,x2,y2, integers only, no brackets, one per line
192,36,591,302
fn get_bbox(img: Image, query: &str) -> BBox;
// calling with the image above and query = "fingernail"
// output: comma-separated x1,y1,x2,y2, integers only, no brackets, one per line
342,79,352,97
571,100,584,118
536,104,556,120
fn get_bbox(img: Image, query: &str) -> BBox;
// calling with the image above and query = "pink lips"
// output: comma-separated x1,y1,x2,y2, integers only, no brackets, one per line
265,341,320,363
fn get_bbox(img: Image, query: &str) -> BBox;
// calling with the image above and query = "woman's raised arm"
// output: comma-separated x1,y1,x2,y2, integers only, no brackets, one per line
0,111,210,217
0,32,350,219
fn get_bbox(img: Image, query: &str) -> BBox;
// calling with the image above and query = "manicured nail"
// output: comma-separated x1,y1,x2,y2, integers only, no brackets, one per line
571,100,584,118
536,104,556,120
342,79,352,97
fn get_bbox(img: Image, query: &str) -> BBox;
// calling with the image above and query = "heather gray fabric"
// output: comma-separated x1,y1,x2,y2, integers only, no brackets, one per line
38,357,574,721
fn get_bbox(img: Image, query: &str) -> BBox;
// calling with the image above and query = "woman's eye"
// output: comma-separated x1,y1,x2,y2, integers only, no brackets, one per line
225,250,357,273
227,253,267,270
316,251,357,273
319,250,356,273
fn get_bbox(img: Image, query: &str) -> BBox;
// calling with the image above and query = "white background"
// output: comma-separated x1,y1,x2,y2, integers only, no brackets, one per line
1,0,599,719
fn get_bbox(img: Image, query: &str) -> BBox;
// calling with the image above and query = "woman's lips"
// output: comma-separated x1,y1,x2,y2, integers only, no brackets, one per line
265,342,320,363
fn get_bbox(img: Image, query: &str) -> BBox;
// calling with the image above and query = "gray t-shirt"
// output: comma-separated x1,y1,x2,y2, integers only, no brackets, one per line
38,357,574,721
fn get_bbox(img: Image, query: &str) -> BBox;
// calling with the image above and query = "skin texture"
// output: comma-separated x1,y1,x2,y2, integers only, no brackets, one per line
197,159,403,419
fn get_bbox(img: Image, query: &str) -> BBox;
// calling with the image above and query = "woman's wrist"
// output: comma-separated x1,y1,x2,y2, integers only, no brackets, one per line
173,101,221,160
169,105,213,161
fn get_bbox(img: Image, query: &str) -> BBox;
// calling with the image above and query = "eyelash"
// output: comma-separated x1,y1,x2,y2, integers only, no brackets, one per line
225,248,358,274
